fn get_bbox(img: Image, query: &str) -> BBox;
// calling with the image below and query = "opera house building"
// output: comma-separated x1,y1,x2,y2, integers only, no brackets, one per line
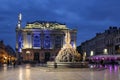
16,14,77,63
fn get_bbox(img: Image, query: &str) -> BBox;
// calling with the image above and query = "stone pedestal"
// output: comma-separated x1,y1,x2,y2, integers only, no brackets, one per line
47,61,89,68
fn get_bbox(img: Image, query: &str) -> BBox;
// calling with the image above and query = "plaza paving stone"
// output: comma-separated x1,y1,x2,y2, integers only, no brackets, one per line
0,64,119,80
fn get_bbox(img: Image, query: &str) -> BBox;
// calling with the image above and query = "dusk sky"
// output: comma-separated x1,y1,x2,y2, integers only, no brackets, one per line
0,0,120,48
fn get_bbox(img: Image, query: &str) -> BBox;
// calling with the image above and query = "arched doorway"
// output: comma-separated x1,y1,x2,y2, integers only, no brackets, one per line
45,52,50,63
34,52,40,63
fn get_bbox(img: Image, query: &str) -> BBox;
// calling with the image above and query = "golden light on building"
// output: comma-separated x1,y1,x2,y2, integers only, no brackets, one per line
16,17,77,63
26,51,30,54
0,50,16,64
83,52,86,61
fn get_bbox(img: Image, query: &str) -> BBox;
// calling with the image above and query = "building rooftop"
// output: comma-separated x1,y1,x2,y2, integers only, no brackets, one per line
27,21,65,25
25,21,68,29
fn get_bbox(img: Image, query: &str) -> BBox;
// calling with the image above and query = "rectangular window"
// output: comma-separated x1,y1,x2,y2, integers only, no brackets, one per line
33,34,41,48
55,36,61,48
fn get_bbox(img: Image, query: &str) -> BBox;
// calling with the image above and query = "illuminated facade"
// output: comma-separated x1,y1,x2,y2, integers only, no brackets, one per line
0,40,16,64
16,14,77,63
80,27,120,56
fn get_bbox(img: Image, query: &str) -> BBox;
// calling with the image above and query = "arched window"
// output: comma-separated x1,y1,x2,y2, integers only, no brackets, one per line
44,35,51,49
33,34,40,48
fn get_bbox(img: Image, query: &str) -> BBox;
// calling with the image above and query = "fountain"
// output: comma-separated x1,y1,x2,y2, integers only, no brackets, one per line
47,30,88,68
55,30,80,62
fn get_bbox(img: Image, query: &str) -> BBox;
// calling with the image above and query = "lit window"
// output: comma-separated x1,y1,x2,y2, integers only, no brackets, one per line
104,49,108,54
44,35,51,49
33,34,40,48
26,51,30,54
90,51,94,56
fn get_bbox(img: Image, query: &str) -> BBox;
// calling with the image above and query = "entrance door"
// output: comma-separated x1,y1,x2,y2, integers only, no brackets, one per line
45,52,50,63
34,52,40,62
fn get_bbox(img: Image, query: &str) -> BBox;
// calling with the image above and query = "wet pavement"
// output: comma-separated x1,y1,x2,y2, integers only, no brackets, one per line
0,64,120,80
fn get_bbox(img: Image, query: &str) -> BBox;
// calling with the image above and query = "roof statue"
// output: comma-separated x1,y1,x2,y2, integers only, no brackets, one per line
25,21,68,29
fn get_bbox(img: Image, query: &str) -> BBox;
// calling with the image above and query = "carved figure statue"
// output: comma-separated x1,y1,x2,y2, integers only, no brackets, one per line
55,30,81,62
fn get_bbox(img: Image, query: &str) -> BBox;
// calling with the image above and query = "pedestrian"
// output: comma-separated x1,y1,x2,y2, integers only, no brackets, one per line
100,60,104,67
54,62,57,68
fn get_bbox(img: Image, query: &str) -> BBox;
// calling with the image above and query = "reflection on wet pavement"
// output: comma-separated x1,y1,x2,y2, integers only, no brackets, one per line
0,64,119,80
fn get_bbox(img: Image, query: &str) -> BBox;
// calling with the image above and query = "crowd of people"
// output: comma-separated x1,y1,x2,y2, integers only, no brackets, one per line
89,59,119,68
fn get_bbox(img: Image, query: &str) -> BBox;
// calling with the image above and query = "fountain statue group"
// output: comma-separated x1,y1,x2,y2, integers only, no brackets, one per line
55,30,81,62
47,30,88,68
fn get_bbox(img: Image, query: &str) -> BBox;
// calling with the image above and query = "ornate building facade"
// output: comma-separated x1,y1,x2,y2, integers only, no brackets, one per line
0,40,16,64
16,14,77,63
80,27,120,57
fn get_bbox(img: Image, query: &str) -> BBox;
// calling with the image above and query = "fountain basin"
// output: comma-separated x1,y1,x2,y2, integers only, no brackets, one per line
47,61,89,68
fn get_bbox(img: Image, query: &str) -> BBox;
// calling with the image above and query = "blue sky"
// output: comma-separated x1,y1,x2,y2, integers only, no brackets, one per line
0,0,120,48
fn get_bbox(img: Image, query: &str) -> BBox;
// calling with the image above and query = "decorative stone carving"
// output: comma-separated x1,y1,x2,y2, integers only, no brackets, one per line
25,21,68,29
55,30,81,62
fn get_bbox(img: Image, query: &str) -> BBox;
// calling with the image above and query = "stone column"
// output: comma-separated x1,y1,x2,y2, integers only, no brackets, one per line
41,31,44,49
31,33,33,48
52,34,55,49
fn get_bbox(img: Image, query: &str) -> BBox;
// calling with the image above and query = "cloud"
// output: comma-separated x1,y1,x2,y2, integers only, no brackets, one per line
0,0,120,47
